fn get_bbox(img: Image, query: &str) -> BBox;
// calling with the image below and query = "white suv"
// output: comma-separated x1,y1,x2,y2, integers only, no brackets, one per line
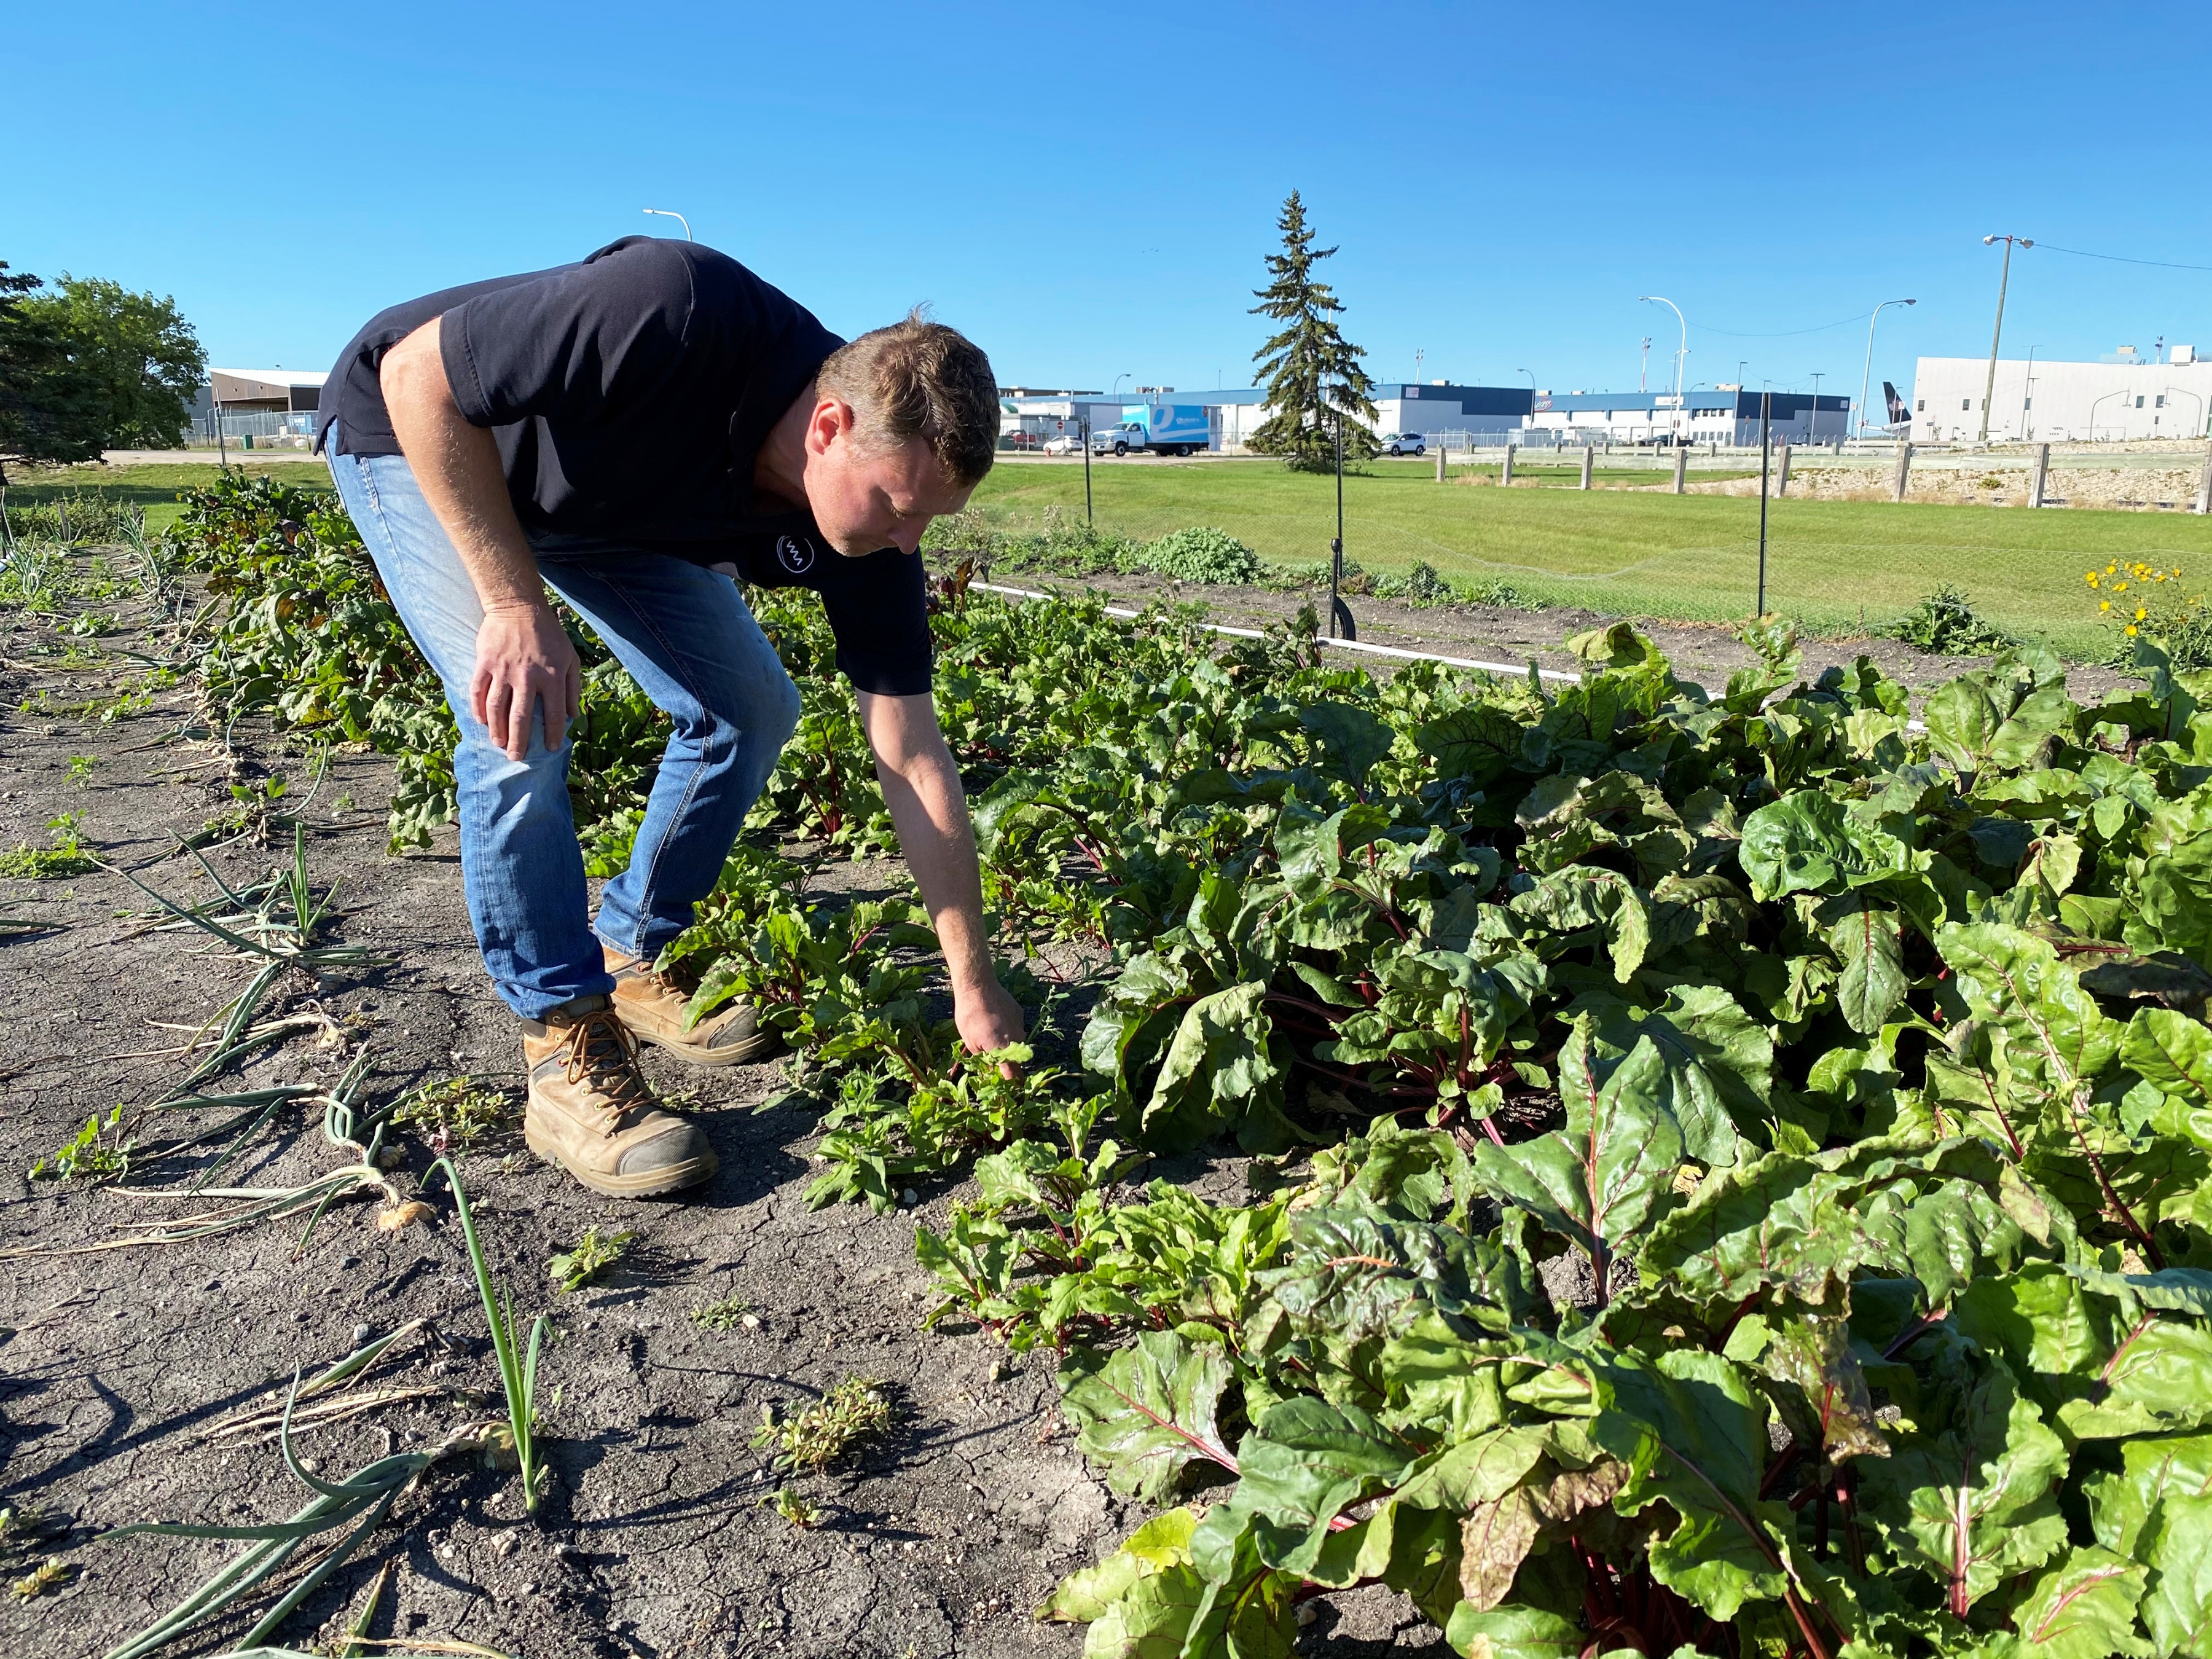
1381,432,1427,456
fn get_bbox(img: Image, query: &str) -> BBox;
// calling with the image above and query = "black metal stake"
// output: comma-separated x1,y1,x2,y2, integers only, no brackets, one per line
1081,417,1092,525
1757,391,1771,616
1328,412,1355,641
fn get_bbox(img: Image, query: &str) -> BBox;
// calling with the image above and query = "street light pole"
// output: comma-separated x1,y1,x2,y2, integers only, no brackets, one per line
1857,298,1916,438
1979,235,2033,444
2020,345,2039,440
1810,372,1825,442
641,208,694,240
2163,386,2205,441
2087,387,2125,443
1639,296,1688,399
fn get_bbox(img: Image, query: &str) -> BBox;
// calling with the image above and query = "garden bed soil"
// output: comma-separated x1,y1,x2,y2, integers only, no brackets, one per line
1,581,1368,1659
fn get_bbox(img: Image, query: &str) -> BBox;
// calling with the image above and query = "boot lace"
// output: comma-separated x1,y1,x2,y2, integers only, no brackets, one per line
560,1008,656,1126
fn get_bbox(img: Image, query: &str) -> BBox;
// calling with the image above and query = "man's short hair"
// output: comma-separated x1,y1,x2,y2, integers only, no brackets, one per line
817,310,998,487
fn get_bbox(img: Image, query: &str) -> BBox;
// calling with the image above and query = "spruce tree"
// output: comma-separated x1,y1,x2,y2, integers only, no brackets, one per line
1247,191,1378,472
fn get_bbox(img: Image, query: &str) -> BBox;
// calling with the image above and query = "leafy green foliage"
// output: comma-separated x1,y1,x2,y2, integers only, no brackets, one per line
1885,583,2017,655
752,1376,893,1471
0,812,98,879
1140,527,1265,584
545,1223,637,1293
388,1075,518,1155
28,1105,131,1183
893,598,2212,1657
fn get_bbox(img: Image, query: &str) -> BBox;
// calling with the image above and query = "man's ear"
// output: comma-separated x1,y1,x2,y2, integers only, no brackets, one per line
806,396,857,457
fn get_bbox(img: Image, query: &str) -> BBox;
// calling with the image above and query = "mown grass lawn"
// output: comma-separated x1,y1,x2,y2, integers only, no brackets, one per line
5,458,329,536
976,455,2212,651
15,454,2212,653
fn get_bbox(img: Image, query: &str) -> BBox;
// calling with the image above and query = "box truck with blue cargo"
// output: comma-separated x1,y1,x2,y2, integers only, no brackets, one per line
1090,403,1212,457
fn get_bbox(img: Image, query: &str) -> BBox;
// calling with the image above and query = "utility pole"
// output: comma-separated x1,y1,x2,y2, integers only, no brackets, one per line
1641,337,1652,392
1979,234,2033,444
1810,372,1824,442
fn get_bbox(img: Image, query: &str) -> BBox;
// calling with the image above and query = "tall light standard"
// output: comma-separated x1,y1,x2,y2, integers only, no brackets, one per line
1979,235,2033,444
1809,372,1826,441
1856,298,1916,438
1640,337,1652,393
2163,385,2205,441
2087,387,2125,444
642,208,693,240
1639,296,1688,398
1517,368,1535,390
2020,345,2040,441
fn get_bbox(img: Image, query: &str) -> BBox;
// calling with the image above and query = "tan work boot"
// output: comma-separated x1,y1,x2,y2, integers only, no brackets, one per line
603,943,781,1067
522,997,718,1197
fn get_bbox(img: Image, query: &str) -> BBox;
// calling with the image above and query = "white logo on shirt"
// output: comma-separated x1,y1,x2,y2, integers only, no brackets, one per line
775,534,817,575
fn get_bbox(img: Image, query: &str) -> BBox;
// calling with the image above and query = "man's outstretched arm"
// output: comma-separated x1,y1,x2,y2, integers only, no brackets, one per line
856,689,1025,1057
381,317,581,760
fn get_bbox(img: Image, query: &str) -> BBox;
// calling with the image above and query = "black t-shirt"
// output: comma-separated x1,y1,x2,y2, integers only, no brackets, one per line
318,237,932,696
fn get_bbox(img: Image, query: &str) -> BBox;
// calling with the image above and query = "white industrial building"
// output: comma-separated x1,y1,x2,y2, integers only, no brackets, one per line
1000,380,1849,453
1908,351,2212,444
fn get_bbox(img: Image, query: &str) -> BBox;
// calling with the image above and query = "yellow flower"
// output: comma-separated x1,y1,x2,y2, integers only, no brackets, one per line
2136,606,2148,621
2127,624,2140,636
2108,562,2119,574
2101,600,2112,611
2116,582,2129,592
2087,573,2100,587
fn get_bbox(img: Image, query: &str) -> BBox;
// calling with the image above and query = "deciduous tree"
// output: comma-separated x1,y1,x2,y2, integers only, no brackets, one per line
16,273,205,452
0,262,104,485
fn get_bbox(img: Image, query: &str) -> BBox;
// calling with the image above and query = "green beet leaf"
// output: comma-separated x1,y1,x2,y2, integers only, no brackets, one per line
1469,1029,1681,1295
1824,895,1908,1036
1041,1506,1202,1623
1594,1349,1795,1621
2003,1546,2151,1659
1441,1601,1586,1659
1260,1204,1534,1342
1059,1330,1236,1502
1861,1359,2068,1615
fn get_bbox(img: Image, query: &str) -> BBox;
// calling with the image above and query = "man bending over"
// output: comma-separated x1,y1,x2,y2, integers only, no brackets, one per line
317,236,1022,1198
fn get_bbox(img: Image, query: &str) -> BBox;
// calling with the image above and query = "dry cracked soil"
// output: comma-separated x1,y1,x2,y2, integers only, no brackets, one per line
0,564,1445,1659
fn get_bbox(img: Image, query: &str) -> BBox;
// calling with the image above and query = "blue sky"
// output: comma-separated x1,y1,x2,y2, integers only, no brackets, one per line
11,1,2212,414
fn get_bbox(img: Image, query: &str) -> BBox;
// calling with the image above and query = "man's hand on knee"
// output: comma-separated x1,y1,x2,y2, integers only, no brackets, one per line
472,600,584,759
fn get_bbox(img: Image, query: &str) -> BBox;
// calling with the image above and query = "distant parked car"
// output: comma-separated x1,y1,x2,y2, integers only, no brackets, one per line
1381,432,1427,456
1042,434,1081,455
1000,431,1043,452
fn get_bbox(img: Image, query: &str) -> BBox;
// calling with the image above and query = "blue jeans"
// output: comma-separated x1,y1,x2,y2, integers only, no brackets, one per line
326,449,802,1019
